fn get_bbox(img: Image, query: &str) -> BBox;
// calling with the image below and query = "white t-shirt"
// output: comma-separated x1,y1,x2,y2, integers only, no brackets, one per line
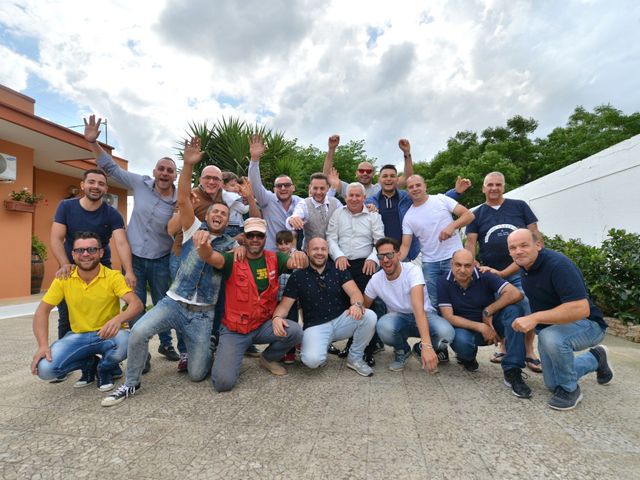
365,262,433,313
402,194,463,262
222,190,249,227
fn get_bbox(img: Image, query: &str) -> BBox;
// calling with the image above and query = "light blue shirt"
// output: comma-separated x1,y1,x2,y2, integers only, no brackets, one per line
96,152,177,259
248,160,302,251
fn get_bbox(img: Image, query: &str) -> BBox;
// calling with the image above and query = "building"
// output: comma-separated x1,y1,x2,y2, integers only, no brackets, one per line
0,84,129,299
504,134,640,246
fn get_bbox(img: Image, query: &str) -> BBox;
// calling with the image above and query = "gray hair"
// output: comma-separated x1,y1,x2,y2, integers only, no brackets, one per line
346,182,366,195
483,171,505,186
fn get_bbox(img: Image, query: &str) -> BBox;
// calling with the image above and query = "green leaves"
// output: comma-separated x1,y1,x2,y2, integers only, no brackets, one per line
544,229,640,325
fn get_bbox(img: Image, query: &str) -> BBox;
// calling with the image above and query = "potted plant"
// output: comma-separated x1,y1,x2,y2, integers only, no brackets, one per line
5,188,44,213
31,234,47,294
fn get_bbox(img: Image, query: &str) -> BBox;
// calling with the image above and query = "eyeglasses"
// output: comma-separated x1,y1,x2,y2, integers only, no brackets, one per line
72,247,101,255
245,232,266,239
201,175,222,182
376,252,396,260
357,169,373,174
275,183,292,189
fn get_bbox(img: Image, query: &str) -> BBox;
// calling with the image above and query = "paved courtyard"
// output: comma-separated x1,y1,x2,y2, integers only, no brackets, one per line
1,307,639,479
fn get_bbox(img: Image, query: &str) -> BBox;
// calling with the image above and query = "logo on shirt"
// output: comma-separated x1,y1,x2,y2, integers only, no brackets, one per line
255,267,269,281
483,223,517,243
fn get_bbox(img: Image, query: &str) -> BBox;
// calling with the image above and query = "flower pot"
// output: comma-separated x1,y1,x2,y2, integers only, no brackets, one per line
31,253,44,294
4,200,36,213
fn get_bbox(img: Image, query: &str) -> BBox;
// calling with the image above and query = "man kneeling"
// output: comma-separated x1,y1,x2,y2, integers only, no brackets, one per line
437,249,531,398
31,232,142,391
271,237,377,376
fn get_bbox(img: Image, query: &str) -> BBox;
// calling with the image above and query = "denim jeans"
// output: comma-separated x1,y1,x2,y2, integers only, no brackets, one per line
450,304,525,371
131,254,174,348
300,309,377,368
125,296,214,387
376,309,455,354
36,330,129,381
211,319,303,392
421,259,452,307
504,272,531,315
537,319,605,392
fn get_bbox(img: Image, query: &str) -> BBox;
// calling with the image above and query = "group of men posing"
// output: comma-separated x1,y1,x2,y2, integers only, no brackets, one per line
31,116,613,412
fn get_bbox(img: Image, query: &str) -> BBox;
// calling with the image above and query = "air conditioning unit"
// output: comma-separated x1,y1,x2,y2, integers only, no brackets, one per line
0,153,17,182
104,192,119,209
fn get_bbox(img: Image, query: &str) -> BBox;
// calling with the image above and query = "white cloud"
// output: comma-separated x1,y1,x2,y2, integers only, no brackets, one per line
0,0,639,174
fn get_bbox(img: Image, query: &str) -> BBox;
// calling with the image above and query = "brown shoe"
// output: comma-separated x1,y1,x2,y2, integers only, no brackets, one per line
259,356,288,376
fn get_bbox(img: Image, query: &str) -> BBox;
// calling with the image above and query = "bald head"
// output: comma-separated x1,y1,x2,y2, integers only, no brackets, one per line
450,249,475,285
452,249,474,264
307,236,329,269
200,165,223,195
507,228,542,270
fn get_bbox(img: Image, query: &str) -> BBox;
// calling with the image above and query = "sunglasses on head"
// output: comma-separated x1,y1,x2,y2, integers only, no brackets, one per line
376,252,396,260
358,168,373,174
275,182,292,189
245,232,266,239
72,247,101,255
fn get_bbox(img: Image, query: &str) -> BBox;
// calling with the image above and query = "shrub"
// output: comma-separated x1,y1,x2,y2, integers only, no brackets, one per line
543,229,640,325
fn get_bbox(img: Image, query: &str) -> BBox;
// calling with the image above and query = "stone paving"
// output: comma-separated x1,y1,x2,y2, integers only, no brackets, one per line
1,310,639,479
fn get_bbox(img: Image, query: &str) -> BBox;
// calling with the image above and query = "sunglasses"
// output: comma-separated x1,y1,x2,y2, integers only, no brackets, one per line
275,183,293,189
72,247,101,255
376,252,396,260
245,232,266,239
357,169,373,174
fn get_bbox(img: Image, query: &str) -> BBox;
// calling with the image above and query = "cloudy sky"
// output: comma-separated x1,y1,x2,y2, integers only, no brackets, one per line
1,0,639,175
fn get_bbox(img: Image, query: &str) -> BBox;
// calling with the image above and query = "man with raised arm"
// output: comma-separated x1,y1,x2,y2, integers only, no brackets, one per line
102,137,237,407
247,134,303,251
465,171,542,372
323,136,415,198
437,249,532,398
399,175,475,309
364,237,454,372
271,237,377,376
84,115,179,368
286,172,342,247
32,232,143,392
195,217,308,392
507,229,612,411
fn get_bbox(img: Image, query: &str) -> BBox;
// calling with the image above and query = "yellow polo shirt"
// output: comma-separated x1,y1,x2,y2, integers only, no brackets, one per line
42,265,132,333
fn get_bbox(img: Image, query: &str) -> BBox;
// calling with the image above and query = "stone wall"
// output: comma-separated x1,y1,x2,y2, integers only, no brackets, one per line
606,317,640,343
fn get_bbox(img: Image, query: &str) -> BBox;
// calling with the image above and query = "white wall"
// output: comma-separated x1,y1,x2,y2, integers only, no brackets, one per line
503,134,640,246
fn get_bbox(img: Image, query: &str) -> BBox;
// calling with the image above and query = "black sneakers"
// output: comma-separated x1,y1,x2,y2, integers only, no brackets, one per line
158,344,180,361
548,385,582,411
503,368,532,398
590,345,614,385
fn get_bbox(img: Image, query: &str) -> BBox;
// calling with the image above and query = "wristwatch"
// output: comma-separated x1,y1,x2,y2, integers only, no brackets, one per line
482,309,492,318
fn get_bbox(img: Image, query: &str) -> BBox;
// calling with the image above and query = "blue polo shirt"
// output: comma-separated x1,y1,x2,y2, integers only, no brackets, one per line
520,249,606,331
282,262,352,329
466,199,537,270
437,269,508,322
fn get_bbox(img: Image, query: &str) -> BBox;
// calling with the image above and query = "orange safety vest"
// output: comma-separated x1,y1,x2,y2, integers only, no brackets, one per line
222,250,279,334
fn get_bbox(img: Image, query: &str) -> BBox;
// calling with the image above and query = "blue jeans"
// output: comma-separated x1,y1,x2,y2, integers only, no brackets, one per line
132,254,174,348
125,296,214,386
376,309,455,354
36,330,129,381
421,259,451,307
450,304,525,371
301,309,377,368
537,319,605,392
211,320,303,392
504,273,531,315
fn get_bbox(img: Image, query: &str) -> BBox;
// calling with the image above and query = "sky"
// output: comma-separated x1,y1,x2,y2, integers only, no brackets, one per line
1,0,639,176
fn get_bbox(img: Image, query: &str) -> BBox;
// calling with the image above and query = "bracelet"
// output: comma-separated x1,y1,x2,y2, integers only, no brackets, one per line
272,315,282,321
420,343,434,350
88,140,97,144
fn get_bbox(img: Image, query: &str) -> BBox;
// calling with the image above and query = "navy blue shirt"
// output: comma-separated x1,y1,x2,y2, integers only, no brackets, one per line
520,249,606,330
466,199,537,271
283,262,352,329
54,198,124,266
437,269,508,322
378,191,403,241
